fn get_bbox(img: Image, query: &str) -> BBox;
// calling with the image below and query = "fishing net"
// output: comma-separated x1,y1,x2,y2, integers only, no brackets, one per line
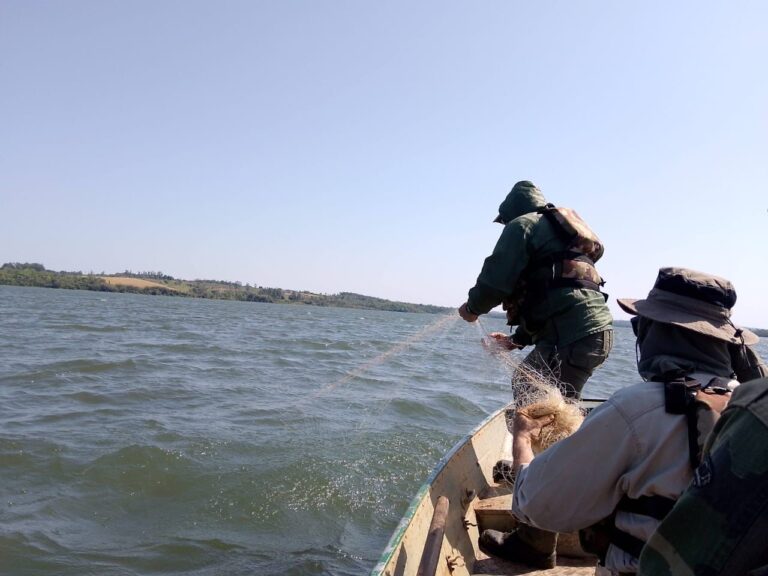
483,331,585,453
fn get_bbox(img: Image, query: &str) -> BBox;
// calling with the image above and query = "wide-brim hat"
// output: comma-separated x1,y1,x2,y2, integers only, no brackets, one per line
617,267,759,345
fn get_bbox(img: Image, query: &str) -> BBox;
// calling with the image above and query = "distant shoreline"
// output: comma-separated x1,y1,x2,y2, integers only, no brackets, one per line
2,263,766,333
0,263,451,314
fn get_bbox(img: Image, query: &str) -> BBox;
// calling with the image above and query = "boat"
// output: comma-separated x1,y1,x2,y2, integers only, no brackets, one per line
371,401,603,576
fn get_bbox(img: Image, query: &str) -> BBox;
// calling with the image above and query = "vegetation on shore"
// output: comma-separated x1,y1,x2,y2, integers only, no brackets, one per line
0,263,451,314
3,264,766,332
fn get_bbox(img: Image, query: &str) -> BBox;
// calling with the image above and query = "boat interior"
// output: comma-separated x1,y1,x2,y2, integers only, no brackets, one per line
472,484,597,575
376,405,600,576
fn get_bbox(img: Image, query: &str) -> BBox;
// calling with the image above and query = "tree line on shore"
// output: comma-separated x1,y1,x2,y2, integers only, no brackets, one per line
3,263,767,332
0,263,452,314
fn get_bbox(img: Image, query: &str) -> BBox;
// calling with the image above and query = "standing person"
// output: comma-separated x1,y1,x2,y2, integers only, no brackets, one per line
458,180,613,399
478,268,763,573
638,377,768,576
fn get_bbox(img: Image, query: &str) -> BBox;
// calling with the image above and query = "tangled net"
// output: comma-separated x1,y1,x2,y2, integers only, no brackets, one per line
487,335,586,453
519,390,584,453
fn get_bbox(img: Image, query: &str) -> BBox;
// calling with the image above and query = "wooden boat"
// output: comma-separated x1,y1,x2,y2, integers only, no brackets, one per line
371,401,602,576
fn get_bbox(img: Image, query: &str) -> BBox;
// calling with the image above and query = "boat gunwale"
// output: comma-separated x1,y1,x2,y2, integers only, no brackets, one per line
369,403,508,575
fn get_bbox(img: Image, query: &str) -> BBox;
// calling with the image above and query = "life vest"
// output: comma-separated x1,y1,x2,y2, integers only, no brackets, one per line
580,378,731,563
535,204,605,292
502,204,606,325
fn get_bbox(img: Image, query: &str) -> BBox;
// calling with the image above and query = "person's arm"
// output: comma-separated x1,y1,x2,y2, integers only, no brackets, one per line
464,220,532,316
481,332,524,352
511,399,638,533
458,302,479,322
512,409,554,474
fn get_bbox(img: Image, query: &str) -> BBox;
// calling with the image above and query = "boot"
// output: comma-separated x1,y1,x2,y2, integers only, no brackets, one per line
479,526,557,569
492,459,516,484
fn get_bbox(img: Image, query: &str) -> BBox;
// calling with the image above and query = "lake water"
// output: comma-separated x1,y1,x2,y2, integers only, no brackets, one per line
2,286,766,575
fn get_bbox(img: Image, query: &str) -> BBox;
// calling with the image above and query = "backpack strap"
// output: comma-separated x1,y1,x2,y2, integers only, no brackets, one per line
521,205,607,304
616,494,677,520
663,377,704,469
583,380,730,565
610,494,678,559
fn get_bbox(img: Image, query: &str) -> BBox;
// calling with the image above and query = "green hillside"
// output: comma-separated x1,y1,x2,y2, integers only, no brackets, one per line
0,263,450,314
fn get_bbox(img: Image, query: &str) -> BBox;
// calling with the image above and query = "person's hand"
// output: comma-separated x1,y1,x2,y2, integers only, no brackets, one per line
458,302,478,322
483,332,523,351
513,409,555,440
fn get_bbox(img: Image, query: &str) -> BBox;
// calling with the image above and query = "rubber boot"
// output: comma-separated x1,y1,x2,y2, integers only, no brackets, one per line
479,524,557,569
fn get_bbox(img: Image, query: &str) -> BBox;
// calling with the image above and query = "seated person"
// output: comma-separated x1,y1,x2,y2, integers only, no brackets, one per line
479,267,764,574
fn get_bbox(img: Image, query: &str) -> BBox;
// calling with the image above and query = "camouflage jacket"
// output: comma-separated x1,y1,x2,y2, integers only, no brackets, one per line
638,377,768,576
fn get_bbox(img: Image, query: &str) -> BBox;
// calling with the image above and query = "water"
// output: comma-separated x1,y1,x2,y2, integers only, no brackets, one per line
2,286,765,575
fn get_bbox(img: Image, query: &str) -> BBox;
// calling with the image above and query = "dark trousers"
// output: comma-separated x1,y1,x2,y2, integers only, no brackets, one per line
515,329,613,399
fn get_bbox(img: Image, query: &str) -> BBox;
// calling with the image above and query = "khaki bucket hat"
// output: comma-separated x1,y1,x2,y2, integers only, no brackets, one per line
617,267,759,345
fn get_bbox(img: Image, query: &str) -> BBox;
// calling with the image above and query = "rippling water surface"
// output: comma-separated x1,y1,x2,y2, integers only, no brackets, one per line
2,286,765,575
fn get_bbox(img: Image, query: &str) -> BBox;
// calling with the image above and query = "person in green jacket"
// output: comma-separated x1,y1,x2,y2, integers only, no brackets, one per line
458,180,613,398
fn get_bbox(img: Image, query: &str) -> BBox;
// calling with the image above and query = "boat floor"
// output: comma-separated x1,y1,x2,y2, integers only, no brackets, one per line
471,488,597,575
473,553,596,576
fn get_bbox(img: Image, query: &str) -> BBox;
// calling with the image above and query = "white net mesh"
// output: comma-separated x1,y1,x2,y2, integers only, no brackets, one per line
481,326,585,453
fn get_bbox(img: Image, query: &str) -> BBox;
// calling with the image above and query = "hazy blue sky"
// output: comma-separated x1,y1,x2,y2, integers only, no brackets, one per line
2,1,767,326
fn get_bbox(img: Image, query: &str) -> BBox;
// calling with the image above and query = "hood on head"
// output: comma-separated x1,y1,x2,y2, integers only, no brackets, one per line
635,317,734,380
495,181,548,224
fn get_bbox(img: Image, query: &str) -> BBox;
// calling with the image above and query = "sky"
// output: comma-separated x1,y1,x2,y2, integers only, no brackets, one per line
1,1,767,327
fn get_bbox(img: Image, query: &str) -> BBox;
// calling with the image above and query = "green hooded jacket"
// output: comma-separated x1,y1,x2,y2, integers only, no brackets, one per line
467,181,613,346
